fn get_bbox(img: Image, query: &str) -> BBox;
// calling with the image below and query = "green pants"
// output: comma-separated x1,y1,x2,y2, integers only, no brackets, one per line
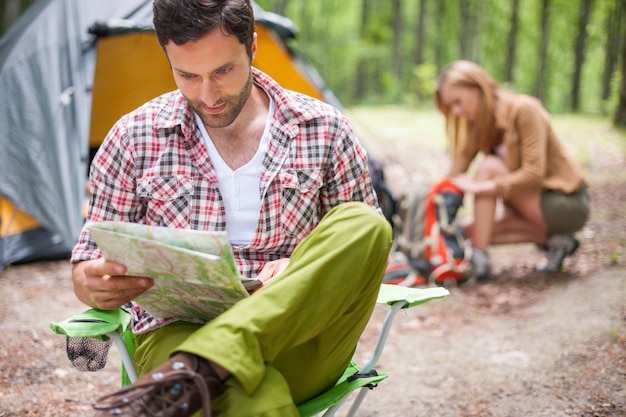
132,202,393,417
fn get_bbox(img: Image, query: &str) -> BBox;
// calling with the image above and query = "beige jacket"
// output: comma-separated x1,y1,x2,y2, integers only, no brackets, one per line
449,91,586,201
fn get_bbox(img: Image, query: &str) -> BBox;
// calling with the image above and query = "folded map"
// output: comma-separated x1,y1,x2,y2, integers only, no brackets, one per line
87,221,261,321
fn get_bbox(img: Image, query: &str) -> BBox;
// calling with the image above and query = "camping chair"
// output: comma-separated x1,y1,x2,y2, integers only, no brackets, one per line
50,284,449,417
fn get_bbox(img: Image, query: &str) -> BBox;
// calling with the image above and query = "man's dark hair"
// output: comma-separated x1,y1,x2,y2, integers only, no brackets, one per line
153,0,255,58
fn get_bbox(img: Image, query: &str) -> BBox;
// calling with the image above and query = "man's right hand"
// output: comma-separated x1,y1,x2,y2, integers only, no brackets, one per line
72,258,154,310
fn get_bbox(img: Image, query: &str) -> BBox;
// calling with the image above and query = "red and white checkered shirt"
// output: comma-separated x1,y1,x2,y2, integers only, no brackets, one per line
71,68,378,333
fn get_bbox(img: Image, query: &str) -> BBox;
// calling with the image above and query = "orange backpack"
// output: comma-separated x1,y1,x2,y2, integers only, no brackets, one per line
391,179,470,286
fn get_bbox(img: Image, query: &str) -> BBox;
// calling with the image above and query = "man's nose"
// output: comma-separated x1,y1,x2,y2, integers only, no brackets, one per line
200,80,220,105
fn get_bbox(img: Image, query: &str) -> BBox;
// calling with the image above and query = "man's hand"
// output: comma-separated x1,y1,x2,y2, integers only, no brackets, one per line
256,258,290,285
72,258,153,310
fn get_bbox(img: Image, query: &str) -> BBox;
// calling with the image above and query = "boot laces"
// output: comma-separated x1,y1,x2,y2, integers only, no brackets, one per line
92,368,212,417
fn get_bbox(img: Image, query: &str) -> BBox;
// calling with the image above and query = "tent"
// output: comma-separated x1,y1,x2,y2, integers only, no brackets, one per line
0,0,345,270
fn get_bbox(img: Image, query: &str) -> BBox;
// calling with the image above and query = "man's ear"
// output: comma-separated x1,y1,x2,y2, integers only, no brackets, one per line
250,32,258,61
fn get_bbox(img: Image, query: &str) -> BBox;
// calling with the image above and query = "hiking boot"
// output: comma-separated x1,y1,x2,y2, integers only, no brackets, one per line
92,352,224,417
536,234,580,273
471,248,490,282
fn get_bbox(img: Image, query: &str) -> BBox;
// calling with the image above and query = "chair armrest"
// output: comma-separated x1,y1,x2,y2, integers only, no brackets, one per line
49,308,132,340
376,283,449,308
50,308,137,385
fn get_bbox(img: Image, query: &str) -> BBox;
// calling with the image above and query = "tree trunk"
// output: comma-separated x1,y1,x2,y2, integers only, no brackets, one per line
602,0,624,107
459,0,470,59
504,0,520,84
354,0,371,102
434,0,446,71
613,5,626,127
271,0,290,17
571,0,594,112
459,0,482,62
392,0,403,82
413,0,428,102
414,0,427,66
534,0,550,101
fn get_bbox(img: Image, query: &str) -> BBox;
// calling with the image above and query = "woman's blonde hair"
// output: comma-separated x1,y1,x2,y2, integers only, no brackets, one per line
434,60,501,158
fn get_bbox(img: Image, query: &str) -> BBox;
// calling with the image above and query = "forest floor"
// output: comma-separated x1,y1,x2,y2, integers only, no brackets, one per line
0,108,625,416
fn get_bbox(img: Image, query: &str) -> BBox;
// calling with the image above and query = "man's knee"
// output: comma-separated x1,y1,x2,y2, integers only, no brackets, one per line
325,202,392,241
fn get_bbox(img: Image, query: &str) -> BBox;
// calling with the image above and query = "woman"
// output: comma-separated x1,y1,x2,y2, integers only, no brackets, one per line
434,60,589,280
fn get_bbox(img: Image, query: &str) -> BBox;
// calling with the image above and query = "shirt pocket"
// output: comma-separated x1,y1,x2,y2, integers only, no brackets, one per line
280,169,323,238
137,175,194,228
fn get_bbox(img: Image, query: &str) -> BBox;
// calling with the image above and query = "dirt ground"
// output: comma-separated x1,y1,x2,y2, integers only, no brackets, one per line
1,110,625,416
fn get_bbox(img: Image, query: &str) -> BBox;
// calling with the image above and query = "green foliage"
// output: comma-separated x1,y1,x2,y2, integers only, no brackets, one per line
3,0,620,115
260,0,621,115
409,62,438,107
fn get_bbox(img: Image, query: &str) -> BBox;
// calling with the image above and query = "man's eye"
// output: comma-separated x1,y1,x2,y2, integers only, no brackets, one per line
215,67,230,75
179,73,196,79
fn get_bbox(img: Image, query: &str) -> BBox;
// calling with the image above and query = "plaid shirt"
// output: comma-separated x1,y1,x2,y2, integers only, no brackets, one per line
72,68,378,333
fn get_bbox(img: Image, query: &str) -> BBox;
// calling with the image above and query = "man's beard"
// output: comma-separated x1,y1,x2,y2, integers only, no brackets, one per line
190,70,254,129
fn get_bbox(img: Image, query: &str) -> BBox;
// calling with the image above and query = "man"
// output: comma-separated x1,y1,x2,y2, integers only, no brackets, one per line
71,0,392,416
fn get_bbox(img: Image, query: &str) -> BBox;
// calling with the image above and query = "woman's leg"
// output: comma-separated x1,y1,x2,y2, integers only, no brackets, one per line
465,156,504,251
465,155,547,248
462,156,547,281
491,191,547,245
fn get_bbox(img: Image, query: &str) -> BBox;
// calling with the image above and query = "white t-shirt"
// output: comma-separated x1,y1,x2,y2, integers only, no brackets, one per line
194,97,274,247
